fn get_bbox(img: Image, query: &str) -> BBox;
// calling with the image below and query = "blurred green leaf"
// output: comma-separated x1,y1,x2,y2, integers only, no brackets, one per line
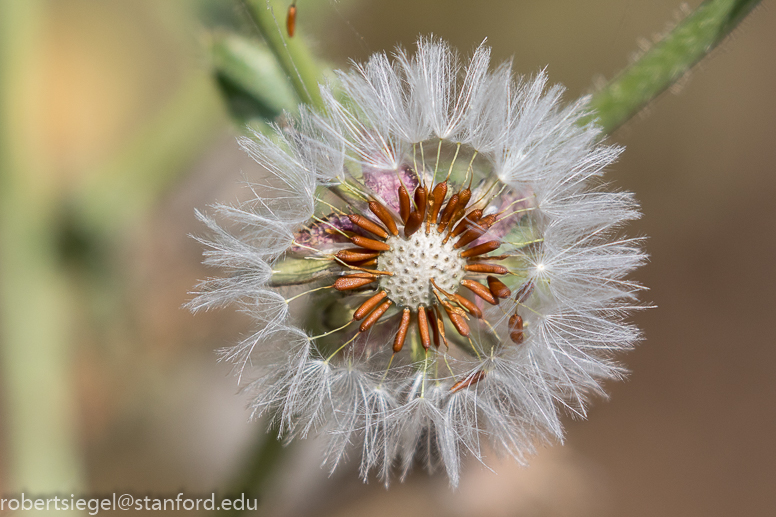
211,32,297,125
587,0,761,134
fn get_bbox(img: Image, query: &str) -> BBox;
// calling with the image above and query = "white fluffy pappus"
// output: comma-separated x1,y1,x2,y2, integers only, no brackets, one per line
190,36,647,487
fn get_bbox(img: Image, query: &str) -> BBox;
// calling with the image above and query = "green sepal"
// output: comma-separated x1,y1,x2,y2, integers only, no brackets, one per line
269,256,334,287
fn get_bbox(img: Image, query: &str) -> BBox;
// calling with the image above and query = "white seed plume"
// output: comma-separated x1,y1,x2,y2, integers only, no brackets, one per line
190,36,646,487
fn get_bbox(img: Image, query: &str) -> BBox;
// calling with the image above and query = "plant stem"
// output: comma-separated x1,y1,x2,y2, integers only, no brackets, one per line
0,0,87,499
587,0,762,134
218,434,285,517
243,0,325,109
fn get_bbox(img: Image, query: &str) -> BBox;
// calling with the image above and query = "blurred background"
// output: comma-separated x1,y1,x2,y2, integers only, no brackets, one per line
0,0,774,515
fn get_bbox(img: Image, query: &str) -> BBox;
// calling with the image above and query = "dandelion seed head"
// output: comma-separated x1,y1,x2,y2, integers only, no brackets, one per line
191,36,646,486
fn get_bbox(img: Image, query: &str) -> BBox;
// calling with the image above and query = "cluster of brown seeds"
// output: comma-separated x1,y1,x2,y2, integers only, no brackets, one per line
324,172,533,388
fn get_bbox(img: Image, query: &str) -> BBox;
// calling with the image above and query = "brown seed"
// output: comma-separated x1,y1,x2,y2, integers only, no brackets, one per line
449,188,472,226
444,305,471,337
359,300,393,332
460,240,501,258
452,293,482,318
468,254,510,262
369,200,398,236
437,194,459,232
461,279,497,305
450,209,483,239
336,248,380,263
417,306,431,350
393,308,412,352
398,185,411,224
414,186,427,219
427,306,441,348
487,276,512,299
450,371,486,393
514,282,535,304
404,210,424,237
454,214,497,249
465,263,508,274
350,234,390,251
508,313,524,344
347,214,388,239
286,3,296,37
429,181,448,227
351,258,378,267
354,291,387,320
334,275,376,291
434,307,448,347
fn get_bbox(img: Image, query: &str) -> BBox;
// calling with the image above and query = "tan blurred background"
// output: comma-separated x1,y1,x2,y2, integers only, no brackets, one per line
0,0,774,516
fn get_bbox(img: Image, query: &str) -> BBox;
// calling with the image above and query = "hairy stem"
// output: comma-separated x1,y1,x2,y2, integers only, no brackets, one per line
244,0,325,109
587,0,762,134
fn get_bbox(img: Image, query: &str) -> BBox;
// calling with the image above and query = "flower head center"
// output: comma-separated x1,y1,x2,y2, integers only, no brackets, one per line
378,230,466,310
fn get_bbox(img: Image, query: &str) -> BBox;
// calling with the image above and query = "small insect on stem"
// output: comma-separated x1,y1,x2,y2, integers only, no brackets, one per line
286,2,297,37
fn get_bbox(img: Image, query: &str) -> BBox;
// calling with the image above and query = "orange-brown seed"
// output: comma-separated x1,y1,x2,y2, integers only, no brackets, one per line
444,306,471,337
452,293,482,318
350,234,390,251
417,306,431,350
393,308,412,352
359,300,393,332
514,282,535,304
414,186,427,217
348,214,388,239
465,263,508,274
487,275,512,299
398,185,411,224
404,210,424,237
353,291,387,320
449,188,472,226
369,200,399,236
286,4,296,37
429,182,448,225
461,279,497,305
334,275,376,291
450,370,486,393
508,313,524,344
454,214,497,249
428,306,441,348
460,240,501,258
336,248,381,263
437,194,459,232
450,209,483,239
434,306,448,347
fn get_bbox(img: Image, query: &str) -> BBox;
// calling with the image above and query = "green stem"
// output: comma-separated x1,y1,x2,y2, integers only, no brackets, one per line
587,0,762,134
0,0,87,500
244,0,324,109
218,434,285,517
